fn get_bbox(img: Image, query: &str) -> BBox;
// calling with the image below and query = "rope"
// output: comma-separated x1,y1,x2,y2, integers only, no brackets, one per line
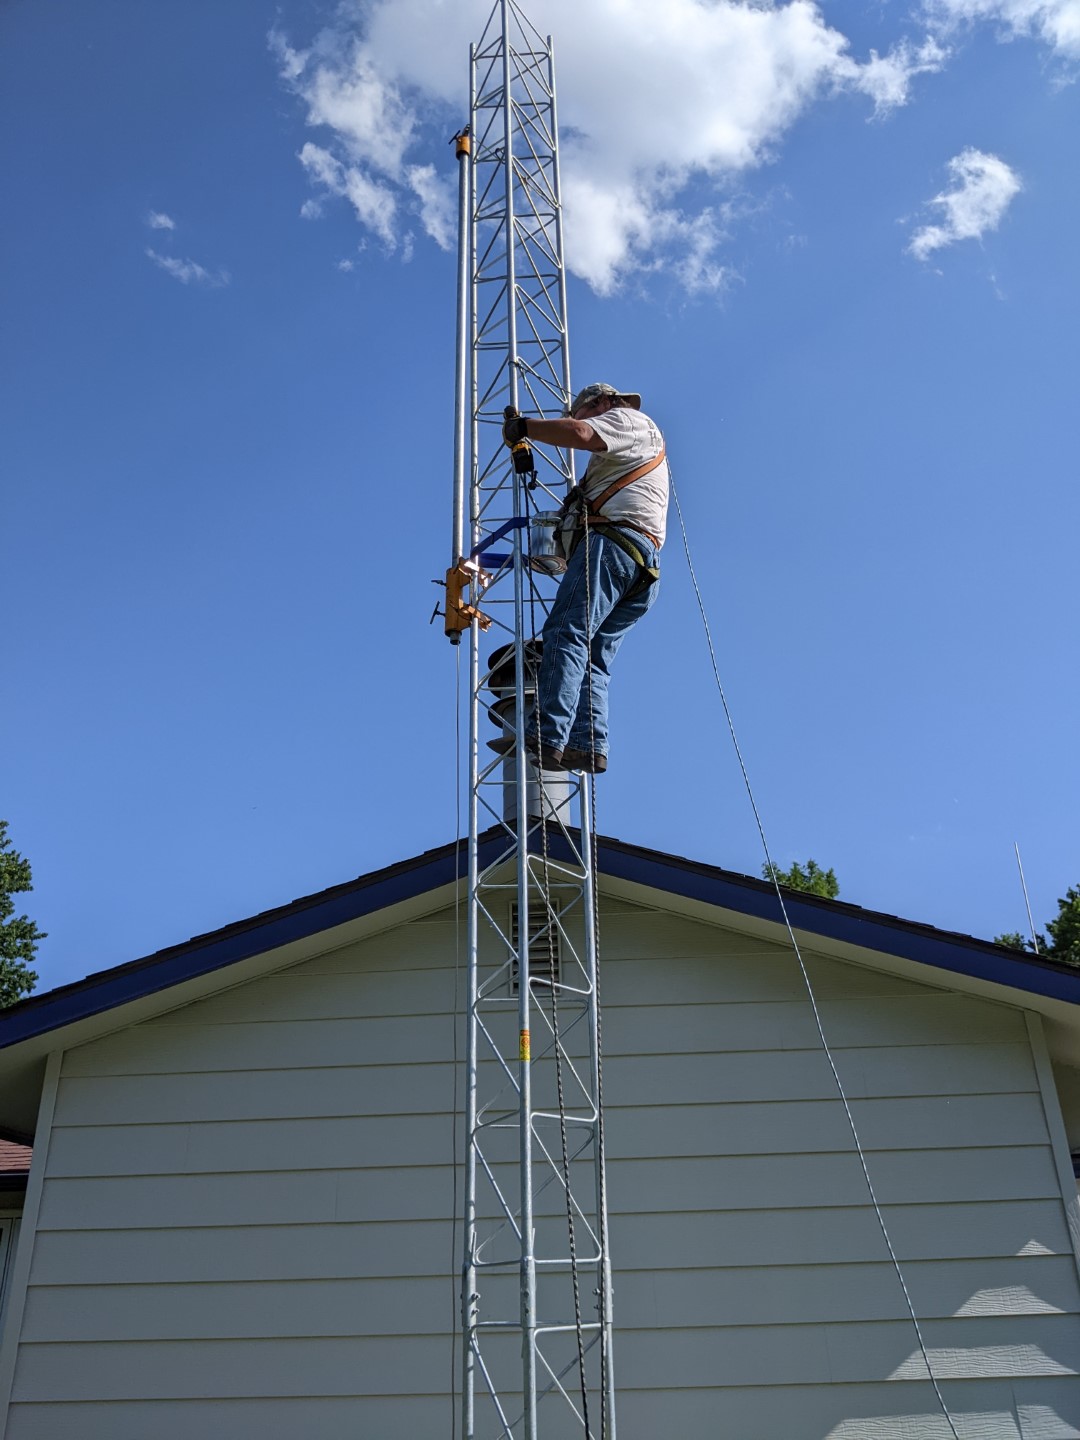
670,472,961,1440
537,787,591,1434
531,627,593,1434
588,776,610,1440
581,531,610,1440
524,481,540,644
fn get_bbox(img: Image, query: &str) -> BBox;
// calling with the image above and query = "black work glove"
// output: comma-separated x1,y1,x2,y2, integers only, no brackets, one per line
559,484,583,518
502,413,528,446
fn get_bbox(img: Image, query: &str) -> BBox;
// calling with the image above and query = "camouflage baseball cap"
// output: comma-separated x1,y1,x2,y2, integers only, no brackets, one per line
568,382,642,417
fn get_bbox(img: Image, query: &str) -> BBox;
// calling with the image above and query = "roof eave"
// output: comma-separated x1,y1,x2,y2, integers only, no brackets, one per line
2,825,1077,1067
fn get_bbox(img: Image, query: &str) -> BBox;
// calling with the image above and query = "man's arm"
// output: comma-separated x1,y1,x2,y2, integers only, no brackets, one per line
520,417,607,452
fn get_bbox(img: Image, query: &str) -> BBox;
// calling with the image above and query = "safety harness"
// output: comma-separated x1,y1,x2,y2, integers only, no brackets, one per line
564,448,666,598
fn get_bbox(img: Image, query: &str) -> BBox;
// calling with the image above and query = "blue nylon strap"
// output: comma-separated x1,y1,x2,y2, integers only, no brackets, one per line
469,516,528,559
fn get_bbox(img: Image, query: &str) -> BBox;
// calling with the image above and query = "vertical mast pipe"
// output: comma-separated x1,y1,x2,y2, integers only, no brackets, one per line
548,40,574,436
463,620,480,1440
462,41,479,1440
452,123,472,565
1015,842,1041,955
463,42,480,1440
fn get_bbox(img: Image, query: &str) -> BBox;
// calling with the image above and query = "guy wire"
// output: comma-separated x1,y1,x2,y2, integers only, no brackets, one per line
670,470,961,1439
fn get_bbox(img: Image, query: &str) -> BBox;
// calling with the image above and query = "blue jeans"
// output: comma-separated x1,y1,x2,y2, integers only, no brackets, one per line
535,528,660,758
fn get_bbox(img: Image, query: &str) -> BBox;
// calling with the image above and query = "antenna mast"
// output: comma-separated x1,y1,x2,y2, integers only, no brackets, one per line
446,2,615,1435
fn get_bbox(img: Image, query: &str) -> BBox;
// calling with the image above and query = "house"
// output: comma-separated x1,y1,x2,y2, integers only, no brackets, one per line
0,828,1078,1438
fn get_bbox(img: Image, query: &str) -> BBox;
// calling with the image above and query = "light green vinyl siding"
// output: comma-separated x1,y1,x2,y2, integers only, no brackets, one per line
6,901,1080,1438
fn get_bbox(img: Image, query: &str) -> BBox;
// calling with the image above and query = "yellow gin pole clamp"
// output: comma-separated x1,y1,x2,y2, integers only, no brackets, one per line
442,557,492,644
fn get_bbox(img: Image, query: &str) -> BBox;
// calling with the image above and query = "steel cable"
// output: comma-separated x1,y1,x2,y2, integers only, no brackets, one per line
537,782,592,1435
532,631,593,1436
587,774,610,1440
581,530,610,1440
670,471,961,1440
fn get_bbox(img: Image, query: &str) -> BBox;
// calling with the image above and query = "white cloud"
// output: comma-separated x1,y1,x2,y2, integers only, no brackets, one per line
297,140,344,193
671,211,741,296
926,0,1080,58
341,168,398,248
272,1,949,294
337,258,355,271
145,248,231,287
908,148,1022,260
271,28,418,176
146,211,176,231
405,164,455,250
850,36,949,112
298,141,398,248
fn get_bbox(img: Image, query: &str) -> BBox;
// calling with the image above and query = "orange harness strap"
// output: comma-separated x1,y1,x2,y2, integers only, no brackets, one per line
586,447,667,520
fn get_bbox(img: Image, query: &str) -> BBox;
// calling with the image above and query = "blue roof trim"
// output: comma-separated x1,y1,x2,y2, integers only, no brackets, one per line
0,834,501,1053
591,837,1080,1006
2,826,1077,1055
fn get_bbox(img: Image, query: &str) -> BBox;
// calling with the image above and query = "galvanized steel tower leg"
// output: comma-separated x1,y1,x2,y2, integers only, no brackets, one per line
451,2,616,1436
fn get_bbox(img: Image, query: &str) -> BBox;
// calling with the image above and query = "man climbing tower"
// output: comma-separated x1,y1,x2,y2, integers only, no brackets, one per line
501,382,669,774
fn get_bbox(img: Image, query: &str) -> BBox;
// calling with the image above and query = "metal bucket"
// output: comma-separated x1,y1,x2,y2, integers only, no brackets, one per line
529,512,566,575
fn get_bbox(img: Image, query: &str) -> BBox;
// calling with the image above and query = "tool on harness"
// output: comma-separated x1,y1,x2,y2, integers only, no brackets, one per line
502,406,537,484
583,522,659,600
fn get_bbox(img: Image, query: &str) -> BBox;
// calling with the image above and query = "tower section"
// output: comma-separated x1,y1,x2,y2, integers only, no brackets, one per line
447,3,616,1437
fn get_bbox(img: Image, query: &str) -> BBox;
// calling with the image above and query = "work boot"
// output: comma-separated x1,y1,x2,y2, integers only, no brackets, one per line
561,747,607,774
488,734,566,771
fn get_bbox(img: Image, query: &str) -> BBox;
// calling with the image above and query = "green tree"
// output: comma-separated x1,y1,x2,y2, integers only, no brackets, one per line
1045,886,1080,967
763,858,839,900
993,929,1048,953
995,887,1080,967
994,930,1035,951
0,820,44,1007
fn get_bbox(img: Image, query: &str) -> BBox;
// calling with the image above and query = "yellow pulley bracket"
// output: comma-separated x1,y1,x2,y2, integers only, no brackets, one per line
443,557,492,644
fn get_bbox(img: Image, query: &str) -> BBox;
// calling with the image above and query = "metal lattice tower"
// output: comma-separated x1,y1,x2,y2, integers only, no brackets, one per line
445,3,615,1436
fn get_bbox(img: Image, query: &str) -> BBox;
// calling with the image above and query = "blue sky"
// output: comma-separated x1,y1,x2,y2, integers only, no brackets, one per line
2,0,1077,993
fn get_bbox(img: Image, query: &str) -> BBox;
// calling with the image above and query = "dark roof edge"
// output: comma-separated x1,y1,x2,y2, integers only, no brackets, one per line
3,825,1078,1054
0,832,486,1053
591,833,1080,1006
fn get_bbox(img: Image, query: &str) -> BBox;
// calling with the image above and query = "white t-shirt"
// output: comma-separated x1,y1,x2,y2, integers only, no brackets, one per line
581,406,669,548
